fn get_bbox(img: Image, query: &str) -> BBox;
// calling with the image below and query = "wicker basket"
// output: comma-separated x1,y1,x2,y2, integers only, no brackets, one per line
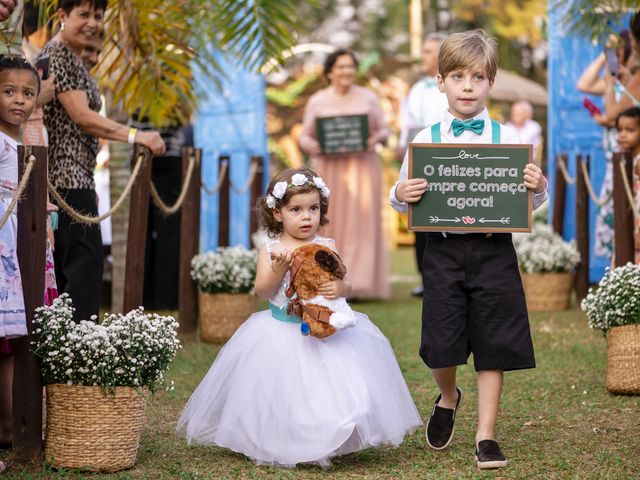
606,324,640,394
198,292,257,343
45,384,146,472
521,272,573,312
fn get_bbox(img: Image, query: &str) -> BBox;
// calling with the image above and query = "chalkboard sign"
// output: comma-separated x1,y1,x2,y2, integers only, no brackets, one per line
408,143,533,232
316,114,369,155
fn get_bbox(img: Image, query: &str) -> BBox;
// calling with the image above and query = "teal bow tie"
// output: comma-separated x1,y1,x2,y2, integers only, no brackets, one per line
451,118,485,136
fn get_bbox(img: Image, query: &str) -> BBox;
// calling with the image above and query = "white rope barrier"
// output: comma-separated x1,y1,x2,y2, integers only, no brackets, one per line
149,153,196,215
48,152,147,225
201,159,228,195
618,157,639,220
0,155,35,229
230,160,259,194
558,156,577,185
579,159,613,207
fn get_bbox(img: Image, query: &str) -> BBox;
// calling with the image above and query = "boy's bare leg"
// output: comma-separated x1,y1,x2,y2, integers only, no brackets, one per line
476,369,503,443
432,366,459,408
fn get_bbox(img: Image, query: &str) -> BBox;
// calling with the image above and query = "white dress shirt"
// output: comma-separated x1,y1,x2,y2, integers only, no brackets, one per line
390,108,548,214
399,77,449,148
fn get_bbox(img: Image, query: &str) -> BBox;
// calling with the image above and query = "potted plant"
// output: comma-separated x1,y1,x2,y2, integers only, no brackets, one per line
513,223,581,311
31,294,181,472
191,246,258,343
581,263,640,394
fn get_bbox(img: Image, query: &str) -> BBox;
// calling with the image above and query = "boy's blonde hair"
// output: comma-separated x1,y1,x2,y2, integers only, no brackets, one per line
438,29,498,82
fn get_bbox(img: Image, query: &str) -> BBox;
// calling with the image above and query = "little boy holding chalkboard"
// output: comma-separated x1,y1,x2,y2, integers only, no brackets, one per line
389,30,548,469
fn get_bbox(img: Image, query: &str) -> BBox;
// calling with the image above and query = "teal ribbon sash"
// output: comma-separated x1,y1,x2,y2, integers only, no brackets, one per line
269,302,302,324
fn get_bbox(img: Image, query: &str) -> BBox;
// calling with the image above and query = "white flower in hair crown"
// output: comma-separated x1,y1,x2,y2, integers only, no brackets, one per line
265,174,330,208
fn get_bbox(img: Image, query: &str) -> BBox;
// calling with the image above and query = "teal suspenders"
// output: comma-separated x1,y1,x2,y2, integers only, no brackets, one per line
431,122,441,143
491,120,501,144
430,120,501,144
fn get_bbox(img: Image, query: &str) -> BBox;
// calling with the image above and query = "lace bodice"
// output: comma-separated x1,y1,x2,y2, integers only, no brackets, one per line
264,236,335,307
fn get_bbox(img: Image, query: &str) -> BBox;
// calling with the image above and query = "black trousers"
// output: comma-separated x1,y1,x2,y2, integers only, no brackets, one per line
53,188,103,322
414,231,427,280
420,232,535,372
143,156,181,310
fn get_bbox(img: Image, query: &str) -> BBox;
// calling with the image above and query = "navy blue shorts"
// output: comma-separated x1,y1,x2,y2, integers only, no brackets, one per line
420,232,535,372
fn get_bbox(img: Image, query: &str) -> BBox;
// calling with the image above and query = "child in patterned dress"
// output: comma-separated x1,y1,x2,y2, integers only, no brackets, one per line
0,54,57,459
615,107,640,263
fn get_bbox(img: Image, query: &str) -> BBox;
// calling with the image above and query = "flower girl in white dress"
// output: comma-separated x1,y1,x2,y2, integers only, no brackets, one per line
177,167,421,468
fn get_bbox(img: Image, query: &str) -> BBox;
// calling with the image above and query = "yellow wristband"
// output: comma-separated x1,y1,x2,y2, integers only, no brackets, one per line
127,127,137,144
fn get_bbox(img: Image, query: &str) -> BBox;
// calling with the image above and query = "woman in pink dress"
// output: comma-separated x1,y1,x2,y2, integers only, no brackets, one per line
299,49,390,299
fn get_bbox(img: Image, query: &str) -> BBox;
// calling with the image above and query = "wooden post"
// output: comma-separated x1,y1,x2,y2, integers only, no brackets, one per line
122,146,153,312
575,154,590,302
13,146,48,462
613,152,635,266
218,155,230,248
552,154,567,236
178,148,201,333
249,155,263,236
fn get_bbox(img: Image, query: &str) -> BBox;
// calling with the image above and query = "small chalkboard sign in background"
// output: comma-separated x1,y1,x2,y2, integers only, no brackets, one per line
316,114,369,155
409,143,533,232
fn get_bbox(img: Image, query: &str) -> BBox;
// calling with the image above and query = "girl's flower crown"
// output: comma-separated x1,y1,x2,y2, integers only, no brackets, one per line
265,173,330,209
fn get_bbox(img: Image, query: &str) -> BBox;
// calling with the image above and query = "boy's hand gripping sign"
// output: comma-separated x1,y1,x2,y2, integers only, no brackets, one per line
408,144,533,232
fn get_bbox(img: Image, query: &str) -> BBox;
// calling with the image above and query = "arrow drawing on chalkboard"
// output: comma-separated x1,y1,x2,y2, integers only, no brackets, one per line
429,216,461,223
478,217,511,224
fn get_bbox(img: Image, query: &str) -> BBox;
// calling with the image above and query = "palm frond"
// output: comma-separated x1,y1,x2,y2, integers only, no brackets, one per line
554,0,638,41
31,0,310,126
209,0,310,71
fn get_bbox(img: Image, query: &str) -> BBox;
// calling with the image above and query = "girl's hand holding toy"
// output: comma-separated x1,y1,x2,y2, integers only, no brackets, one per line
270,250,292,276
317,279,346,300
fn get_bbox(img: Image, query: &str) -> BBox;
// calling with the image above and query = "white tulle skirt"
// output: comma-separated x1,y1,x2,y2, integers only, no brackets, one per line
177,309,422,468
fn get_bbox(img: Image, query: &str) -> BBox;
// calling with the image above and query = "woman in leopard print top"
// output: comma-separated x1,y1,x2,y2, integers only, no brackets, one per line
38,0,165,321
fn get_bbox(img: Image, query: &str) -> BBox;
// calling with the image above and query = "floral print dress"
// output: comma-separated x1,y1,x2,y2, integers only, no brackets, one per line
0,132,57,349
594,128,618,259
634,155,640,265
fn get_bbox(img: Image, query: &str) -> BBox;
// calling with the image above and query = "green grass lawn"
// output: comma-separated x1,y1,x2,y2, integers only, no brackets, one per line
4,248,640,479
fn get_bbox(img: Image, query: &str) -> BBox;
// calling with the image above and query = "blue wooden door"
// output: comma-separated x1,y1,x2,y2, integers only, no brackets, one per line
547,4,628,281
193,53,268,251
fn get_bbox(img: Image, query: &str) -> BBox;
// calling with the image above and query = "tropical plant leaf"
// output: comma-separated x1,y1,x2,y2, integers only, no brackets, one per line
553,0,639,41
30,0,310,126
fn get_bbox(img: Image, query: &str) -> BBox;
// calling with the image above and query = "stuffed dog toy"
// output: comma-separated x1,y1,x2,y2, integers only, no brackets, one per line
285,243,357,338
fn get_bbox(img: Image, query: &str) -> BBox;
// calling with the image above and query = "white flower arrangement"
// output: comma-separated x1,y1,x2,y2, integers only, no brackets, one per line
191,246,258,294
32,294,181,393
581,263,640,333
513,223,581,274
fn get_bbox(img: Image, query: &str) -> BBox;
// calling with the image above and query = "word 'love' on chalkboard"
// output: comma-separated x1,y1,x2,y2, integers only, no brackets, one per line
316,114,369,155
408,144,533,232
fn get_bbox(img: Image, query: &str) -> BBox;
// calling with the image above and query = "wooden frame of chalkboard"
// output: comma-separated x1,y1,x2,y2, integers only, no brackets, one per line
408,143,533,233
316,114,369,155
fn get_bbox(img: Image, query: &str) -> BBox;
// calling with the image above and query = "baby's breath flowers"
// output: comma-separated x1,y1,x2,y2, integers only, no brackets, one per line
191,246,258,294
32,294,181,393
581,263,640,333
513,223,581,274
